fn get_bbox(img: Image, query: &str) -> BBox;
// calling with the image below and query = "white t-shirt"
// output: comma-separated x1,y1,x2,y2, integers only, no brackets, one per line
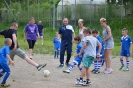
79,27,85,41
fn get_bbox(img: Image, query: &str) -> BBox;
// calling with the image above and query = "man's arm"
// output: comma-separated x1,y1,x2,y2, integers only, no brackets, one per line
12,34,17,50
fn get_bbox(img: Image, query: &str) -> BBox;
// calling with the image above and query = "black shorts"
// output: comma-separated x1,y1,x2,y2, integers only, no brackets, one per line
27,40,36,49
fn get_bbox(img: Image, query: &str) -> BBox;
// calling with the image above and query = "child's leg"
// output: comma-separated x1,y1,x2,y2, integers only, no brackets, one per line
94,60,97,70
97,58,101,71
77,66,82,72
0,72,4,78
57,50,60,58
86,68,90,80
80,66,86,80
68,63,75,71
126,57,129,69
54,50,57,58
120,56,124,66
1,72,10,84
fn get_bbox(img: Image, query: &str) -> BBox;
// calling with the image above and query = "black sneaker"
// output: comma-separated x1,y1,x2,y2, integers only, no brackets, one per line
82,80,91,86
57,64,64,68
37,63,47,71
91,69,96,73
94,70,100,74
1,83,10,87
65,63,70,67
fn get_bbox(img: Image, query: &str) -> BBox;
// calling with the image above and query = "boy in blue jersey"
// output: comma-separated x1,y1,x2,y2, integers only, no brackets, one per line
0,38,14,87
63,36,83,73
53,32,61,58
119,28,132,71
91,30,104,74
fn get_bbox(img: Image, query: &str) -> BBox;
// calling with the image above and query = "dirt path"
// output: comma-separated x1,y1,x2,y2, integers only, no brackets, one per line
3,55,133,88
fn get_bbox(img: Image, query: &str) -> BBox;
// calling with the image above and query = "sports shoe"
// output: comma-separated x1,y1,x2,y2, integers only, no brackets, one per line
75,78,83,85
37,63,47,71
123,68,129,71
104,68,113,74
63,70,70,74
94,70,100,74
57,64,64,68
82,80,91,86
65,63,70,67
91,69,96,73
119,66,124,70
1,83,10,87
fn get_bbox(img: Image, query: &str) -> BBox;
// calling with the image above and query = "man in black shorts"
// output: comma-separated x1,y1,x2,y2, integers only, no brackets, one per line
0,22,47,71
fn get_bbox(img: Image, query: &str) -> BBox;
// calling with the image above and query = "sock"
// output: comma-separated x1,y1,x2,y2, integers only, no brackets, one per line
57,51,59,58
29,56,32,59
86,79,90,81
54,51,57,58
1,72,10,84
68,65,74,71
94,61,97,70
79,68,82,72
80,77,83,81
0,73,3,78
126,60,130,68
120,60,124,66
101,59,105,66
97,61,101,71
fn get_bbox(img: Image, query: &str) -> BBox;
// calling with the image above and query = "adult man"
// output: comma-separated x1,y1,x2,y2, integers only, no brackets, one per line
58,18,75,68
0,22,46,71
37,20,44,45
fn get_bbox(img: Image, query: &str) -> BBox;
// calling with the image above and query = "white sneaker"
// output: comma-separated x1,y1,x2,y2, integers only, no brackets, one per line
75,79,83,85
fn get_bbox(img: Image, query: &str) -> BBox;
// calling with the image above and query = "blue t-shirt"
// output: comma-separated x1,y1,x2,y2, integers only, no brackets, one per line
58,24,74,43
121,35,132,50
96,36,102,53
76,42,82,54
0,45,10,63
53,37,61,49
37,24,44,33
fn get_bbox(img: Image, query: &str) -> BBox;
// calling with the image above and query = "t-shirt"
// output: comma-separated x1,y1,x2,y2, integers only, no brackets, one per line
76,42,82,54
0,29,19,50
24,24,38,40
53,37,61,48
84,36,99,58
37,24,44,33
58,24,74,43
121,35,132,50
0,45,10,63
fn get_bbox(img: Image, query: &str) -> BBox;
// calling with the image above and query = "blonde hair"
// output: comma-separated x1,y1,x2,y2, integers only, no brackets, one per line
122,28,128,33
100,18,106,22
5,38,12,45
78,19,84,23
29,17,34,21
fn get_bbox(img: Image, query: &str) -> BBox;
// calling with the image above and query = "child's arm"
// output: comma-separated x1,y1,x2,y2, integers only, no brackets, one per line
6,54,14,66
97,42,102,56
130,43,132,54
78,42,87,56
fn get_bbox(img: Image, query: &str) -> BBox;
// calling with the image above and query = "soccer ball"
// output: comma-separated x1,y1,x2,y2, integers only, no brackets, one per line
43,70,50,78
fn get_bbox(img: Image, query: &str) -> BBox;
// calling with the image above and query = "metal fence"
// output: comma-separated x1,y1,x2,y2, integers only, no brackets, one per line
0,0,133,29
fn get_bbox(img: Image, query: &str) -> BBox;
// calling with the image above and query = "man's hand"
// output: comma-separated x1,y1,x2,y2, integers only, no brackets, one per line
13,45,17,50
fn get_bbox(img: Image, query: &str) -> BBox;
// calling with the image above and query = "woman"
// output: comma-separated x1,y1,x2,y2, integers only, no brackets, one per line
24,17,40,59
78,19,85,41
100,18,114,74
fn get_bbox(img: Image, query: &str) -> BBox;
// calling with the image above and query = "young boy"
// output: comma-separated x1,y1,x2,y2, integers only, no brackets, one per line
0,38,14,87
63,36,83,73
119,28,132,71
75,28,101,86
91,29,104,74
53,32,61,58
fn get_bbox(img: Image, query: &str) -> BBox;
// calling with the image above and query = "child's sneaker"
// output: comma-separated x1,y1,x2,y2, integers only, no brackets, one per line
63,70,70,74
37,63,47,71
82,80,91,86
94,70,100,74
91,69,96,73
75,78,83,85
123,68,129,71
1,83,10,87
119,66,124,70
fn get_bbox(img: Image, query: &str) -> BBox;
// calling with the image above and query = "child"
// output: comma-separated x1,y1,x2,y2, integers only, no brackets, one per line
91,29,104,74
75,28,101,86
0,38,14,87
119,28,132,71
53,32,61,58
63,36,83,73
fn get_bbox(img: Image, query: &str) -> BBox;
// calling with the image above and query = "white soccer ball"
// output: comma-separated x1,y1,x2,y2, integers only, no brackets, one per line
43,70,50,78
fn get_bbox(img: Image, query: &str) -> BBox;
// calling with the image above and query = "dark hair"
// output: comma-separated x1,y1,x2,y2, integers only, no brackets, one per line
122,28,128,32
92,29,98,34
74,36,81,42
83,28,91,34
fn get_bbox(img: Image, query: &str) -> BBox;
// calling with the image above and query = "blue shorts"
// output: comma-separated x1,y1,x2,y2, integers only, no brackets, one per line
39,33,43,36
54,46,60,51
73,56,82,66
120,50,130,57
0,63,10,73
